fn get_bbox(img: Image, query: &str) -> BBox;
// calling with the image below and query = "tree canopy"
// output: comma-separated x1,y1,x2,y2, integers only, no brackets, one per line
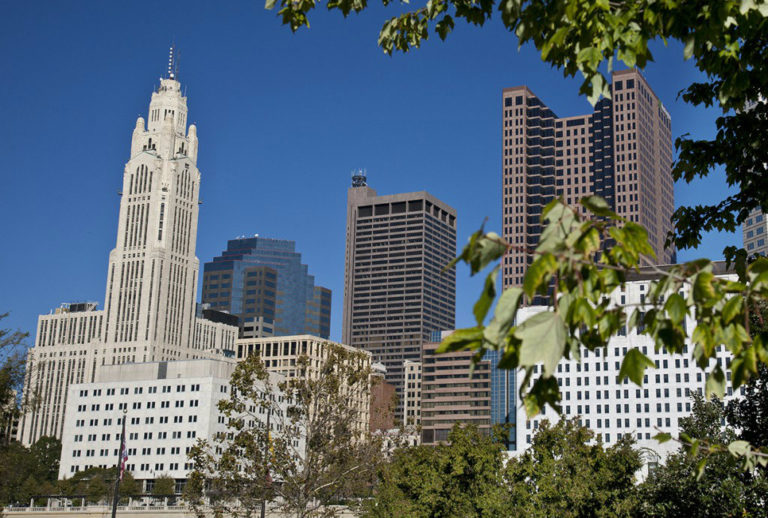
364,420,641,517
637,395,768,517
363,424,510,518
187,344,382,518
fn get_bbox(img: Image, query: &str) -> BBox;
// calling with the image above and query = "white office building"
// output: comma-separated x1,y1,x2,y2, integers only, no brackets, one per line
515,268,743,461
58,358,286,485
18,51,238,446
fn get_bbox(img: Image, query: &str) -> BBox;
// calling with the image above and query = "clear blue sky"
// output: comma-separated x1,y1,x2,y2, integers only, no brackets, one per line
0,1,737,345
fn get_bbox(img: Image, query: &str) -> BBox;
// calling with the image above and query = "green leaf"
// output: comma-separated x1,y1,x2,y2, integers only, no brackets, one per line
473,265,499,325
523,253,557,298
484,287,523,344
653,432,672,443
721,296,742,324
522,375,561,417
265,0,277,9
727,440,751,457
664,293,687,325
580,195,618,219
516,311,566,376
618,348,655,386
683,35,695,60
693,271,716,304
695,457,707,480
705,365,726,399
436,326,483,354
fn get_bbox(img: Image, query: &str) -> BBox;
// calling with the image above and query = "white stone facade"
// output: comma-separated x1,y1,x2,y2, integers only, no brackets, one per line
402,360,421,427
18,68,238,446
58,359,286,483
515,275,743,461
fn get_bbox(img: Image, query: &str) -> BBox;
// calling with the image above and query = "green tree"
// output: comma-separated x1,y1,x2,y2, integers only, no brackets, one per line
85,473,109,504
120,472,141,501
152,475,176,498
726,364,768,453
638,395,768,517
0,442,34,507
505,418,640,517
0,312,27,417
363,424,510,518
188,344,382,518
29,436,60,483
0,436,60,511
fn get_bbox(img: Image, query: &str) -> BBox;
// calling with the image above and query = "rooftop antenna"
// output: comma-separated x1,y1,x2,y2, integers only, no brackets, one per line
351,168,367,187
167,45,176,80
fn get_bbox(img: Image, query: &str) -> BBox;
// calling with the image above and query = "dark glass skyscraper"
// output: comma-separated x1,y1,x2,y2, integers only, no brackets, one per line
486,349,516,451
202,236,331,338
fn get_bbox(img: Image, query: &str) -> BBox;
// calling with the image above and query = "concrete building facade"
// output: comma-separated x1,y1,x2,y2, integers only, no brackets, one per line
234,335,372,433
501,69,675,292
342,171,457,417
402,360,421,427
421,332,491,444
743,209,768,256
18,59,238,446
514,267,743,461
58,359,286,485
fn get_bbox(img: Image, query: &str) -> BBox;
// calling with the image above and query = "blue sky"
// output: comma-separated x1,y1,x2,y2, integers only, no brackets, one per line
0,1,737,344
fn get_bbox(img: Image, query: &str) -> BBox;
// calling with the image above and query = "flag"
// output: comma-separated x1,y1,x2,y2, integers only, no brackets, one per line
118,417,128,481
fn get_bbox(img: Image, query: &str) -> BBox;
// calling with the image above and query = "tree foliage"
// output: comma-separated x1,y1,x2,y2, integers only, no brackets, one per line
364,420,640,517
0,312,28,442
638,395,768,517
363,424,510,518
187,344,383,518
435,197,768,468
0,436,60,509
506,418,641,517
152,475,176,498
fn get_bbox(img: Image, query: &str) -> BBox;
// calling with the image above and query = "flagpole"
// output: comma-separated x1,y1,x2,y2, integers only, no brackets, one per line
260,408,271,518
111,410,127,518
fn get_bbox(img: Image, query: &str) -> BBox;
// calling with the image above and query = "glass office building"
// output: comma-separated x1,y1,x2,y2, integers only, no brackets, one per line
486,349,517,451
202,236,331,338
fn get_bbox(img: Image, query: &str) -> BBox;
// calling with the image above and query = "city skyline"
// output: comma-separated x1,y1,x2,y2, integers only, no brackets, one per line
0,1,738,344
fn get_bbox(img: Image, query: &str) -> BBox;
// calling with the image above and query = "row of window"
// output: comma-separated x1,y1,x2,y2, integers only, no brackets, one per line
78,384,201,397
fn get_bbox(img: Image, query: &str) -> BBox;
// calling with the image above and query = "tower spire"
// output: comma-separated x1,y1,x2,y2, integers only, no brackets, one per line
167,45,176,80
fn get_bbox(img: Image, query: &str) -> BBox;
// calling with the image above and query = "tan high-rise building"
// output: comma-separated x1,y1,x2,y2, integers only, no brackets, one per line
342,171,456,418
421,333,491,444
501,69,675,291
17,52,237,446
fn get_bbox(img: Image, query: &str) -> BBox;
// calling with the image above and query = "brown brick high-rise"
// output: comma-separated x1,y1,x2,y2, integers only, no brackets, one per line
342,171,456,419
501,69,675,290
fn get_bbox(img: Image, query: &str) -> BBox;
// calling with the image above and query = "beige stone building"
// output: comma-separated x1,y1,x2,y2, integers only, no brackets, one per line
420,334,491,444
18,57,237,446
402,359,421,427
234,335,372,432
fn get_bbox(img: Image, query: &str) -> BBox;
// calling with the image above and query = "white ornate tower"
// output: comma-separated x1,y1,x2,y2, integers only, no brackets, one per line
17,50,240,446
102,51,201,364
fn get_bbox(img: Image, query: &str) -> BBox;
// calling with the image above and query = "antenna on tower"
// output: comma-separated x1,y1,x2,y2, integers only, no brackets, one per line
351,168,367,187
167,45,176,79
